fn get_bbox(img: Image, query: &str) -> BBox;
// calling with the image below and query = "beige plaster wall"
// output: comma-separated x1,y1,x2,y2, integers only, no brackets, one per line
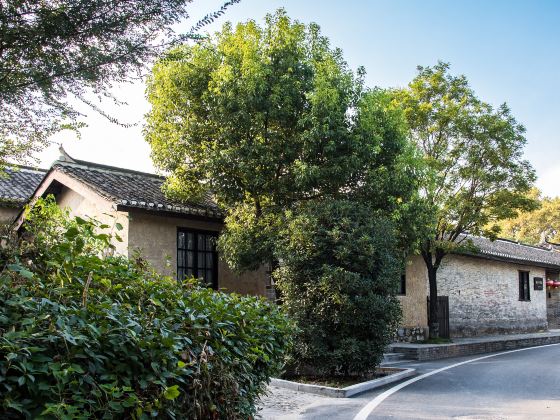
127,211,267,296
398,255,429,329
56,185,129,255
0,206,19,224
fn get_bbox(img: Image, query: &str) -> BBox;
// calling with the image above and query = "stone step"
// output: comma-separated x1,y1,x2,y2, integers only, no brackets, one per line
380,358,415,367
382,352,406,363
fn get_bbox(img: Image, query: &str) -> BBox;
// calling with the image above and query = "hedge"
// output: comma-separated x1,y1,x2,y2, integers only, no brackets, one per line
0,197,291,419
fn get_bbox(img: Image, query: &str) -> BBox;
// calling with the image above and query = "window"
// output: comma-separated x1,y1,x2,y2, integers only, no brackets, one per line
519,271,530,301
177,229,218,288
399,273,406,295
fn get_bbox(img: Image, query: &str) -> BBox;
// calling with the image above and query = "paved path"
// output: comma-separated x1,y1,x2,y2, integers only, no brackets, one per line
258,343,560,419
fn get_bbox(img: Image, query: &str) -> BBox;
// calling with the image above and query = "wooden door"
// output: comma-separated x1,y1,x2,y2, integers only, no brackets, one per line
427,296,450,338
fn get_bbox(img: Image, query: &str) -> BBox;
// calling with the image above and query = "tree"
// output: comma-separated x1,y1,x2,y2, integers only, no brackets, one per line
145,10,424,375
273,200,403,376
496,188,560,245
146,10,363,211
0,0,240,168
392,62,538,338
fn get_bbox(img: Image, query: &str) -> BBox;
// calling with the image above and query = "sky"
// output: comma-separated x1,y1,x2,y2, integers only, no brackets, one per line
38,0,560,196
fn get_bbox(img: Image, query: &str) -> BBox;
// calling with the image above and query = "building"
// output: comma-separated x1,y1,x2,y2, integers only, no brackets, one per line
4,154,560,338
9,152,270,297
0,165,46,223
398,235,560,340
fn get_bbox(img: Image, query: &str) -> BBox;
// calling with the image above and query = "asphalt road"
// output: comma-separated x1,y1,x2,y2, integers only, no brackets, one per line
299,344,560,420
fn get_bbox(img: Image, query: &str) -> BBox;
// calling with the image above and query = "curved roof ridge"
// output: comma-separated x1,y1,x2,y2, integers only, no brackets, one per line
57,158,166,180
3,164,48,173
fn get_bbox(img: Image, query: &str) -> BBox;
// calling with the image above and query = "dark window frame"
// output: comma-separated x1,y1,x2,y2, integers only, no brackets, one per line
519,270,530,301
399,273,406,296
177,228,219,289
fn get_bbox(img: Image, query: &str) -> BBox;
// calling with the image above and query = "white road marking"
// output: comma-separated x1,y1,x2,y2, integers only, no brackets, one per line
353,343,560,420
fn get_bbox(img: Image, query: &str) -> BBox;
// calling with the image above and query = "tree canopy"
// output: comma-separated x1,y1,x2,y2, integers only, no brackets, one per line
0,0,240,168
146,10,424,375
146,10,424,267
392,62,537,337
147,10,362,209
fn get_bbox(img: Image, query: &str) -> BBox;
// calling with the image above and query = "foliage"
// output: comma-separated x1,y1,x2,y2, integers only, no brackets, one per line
146,9,424,264
0,197,292,419
391,62,538,337
146,10,426,376
0,0,240,169
145,9,365,209
274,200,402,377
495,188,560,244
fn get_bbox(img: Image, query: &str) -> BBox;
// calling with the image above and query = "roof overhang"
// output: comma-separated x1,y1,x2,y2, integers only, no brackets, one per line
13,167,116,230
455,250,560,271
116,204,224,222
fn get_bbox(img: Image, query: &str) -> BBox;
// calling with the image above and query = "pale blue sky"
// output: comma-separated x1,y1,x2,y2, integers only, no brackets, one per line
41,0,560,195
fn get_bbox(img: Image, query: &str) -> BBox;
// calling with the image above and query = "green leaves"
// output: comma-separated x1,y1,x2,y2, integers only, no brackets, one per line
274,200,403,377
146,10,423,379
0,198,291,419
494,188,560,244
7,264,34,280
0,0,241,170
392,61,536,250
163,385,180,400
145,9,362,212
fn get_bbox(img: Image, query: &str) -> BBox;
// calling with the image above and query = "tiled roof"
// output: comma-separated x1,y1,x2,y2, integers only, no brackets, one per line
52,160,223,219
458,234,560,269
0,166,47,207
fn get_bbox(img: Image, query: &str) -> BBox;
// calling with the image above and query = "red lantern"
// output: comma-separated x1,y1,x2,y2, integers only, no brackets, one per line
546,280,555,287
554,281,560,288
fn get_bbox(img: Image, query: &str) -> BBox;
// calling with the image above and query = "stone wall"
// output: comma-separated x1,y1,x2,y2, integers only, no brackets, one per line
127,211,267,296
437,255,548,336
394,326,427,343
391,331,560,361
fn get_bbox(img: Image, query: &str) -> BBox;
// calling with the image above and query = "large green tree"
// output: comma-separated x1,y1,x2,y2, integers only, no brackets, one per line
0,0,240,168
146,10,363,211
145,10,424,375
393,62,537,338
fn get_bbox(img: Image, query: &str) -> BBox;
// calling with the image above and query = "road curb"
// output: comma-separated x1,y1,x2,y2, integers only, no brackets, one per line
391,332,560,360
270,367,416,398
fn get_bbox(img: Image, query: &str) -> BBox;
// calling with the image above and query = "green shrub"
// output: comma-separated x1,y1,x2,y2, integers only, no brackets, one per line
0,197,292,419
275,200,402,378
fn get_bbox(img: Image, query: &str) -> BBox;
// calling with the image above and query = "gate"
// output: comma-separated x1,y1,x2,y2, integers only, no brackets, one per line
427,296,450,338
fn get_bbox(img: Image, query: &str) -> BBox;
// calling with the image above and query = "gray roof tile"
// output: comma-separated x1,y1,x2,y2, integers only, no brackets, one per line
52,160,222,219
459,234,560,269
0,166,47,207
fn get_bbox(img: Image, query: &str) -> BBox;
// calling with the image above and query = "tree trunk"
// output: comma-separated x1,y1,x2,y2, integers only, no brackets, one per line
427,264,439,339
422,248,445,339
